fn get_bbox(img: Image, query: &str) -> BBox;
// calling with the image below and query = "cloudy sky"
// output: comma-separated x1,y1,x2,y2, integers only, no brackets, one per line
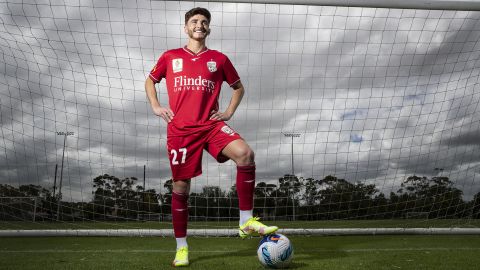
1,0,480,202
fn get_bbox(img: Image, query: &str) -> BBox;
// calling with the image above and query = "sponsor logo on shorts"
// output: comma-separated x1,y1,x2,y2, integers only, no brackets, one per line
221,125,235,136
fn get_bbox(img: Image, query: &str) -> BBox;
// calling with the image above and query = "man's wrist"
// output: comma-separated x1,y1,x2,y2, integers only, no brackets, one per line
151,103,163,111
225,110,234,118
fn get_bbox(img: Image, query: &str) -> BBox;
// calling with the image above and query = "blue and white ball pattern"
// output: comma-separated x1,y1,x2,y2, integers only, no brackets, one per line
257,233,293,268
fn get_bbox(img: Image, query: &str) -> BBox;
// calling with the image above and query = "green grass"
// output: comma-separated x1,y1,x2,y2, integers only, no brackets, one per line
2,219,480,230
1,235,480,269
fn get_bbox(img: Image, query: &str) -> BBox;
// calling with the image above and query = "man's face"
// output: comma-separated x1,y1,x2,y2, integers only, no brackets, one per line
184,14,210,41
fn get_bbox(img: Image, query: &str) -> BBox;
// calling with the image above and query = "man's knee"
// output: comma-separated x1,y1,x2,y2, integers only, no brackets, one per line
235,146,255,165
245,147,255,162
173,179,191,194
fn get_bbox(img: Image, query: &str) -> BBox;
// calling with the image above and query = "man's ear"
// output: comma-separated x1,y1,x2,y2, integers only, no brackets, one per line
184,25,188,34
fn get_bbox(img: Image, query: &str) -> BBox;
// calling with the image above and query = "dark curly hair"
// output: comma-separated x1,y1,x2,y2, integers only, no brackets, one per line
185,7,211,25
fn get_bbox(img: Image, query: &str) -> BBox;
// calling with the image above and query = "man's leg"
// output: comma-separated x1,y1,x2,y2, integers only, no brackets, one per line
222,139,255,222
172,179,190,267
167,122,205,266
222,139,278,238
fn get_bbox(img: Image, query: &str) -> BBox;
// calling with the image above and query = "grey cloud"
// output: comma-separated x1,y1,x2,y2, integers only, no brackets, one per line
446,129,480,146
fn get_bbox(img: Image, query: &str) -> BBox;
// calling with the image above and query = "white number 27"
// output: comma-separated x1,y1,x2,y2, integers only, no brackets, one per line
171,148,187,165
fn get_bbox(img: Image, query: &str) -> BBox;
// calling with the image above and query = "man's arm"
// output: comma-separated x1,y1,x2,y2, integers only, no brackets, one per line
209,81,244,121
145,77,174,123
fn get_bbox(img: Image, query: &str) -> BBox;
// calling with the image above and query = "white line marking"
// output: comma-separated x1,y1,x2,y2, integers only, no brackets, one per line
327,247,480,252
1,247,479,253
0,249,227,253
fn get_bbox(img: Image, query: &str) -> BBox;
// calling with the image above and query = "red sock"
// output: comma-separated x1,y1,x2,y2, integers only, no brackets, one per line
172,191,189,238
237,165,256,211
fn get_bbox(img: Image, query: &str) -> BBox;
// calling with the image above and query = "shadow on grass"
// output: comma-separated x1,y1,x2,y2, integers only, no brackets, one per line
191,247,252,262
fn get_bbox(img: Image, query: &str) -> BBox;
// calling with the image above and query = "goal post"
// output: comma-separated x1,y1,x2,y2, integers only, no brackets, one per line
1,0,480,236
2,227,480,237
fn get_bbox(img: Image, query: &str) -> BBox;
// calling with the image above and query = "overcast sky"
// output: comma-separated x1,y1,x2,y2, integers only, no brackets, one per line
1,1,480,202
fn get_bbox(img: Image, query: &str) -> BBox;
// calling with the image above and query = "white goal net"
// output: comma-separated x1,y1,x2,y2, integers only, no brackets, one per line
1,0,480,235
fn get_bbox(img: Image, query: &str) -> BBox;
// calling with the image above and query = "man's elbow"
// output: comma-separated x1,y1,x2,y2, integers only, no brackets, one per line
232,81,244,92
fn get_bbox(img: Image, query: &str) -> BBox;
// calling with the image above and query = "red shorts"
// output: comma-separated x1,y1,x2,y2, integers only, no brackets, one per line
167,121,242,180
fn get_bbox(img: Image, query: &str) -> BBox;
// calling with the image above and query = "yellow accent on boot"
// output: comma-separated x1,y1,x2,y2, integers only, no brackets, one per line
172,246,189,267
238,217,278,239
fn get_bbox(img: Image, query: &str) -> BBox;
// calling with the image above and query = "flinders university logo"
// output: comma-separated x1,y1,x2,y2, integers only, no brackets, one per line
173,75,216,93
207,61,217,72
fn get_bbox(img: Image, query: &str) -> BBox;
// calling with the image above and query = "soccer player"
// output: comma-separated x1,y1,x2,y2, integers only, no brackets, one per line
145,7,278,267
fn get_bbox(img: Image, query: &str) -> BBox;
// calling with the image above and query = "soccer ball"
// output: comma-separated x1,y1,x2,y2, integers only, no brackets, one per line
257,233,293,268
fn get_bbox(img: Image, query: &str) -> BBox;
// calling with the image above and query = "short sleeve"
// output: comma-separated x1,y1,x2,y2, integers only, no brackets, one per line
149,53,168,83
223,56,240,86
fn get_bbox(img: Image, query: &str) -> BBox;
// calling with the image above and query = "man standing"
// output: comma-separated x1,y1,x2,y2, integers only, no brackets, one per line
145,7,278,267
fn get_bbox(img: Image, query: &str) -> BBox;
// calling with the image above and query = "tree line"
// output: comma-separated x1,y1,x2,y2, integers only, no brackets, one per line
1,174,480,221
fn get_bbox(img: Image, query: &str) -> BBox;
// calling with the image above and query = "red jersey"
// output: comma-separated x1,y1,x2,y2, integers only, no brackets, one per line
149,46,240,130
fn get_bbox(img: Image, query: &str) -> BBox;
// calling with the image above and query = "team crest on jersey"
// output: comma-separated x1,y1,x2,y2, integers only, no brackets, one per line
221,125,235,136
207,61,217,72
172,58,183,73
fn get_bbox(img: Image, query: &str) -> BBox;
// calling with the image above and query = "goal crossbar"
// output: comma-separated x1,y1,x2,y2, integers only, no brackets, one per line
168,0,480,11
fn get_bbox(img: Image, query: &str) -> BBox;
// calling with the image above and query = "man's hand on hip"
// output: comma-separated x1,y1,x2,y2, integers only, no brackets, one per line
209,110,232,121
153,105,175,123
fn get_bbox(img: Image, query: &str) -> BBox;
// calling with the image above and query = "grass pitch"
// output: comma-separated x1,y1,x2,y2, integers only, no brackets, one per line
1,235,479,270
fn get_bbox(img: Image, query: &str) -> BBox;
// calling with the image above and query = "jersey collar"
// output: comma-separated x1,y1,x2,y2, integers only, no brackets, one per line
183,46,209,56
